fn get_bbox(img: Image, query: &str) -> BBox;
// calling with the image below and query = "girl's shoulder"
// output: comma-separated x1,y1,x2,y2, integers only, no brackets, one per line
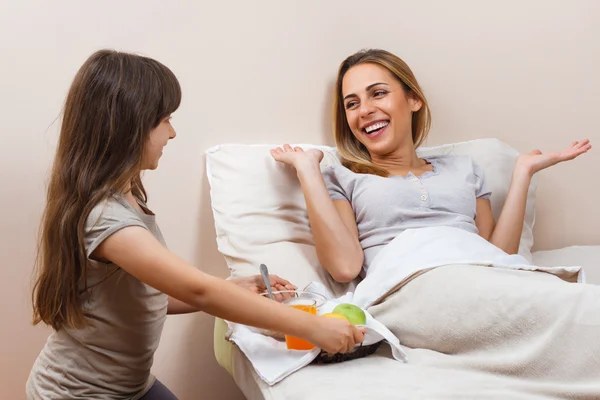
84,194,160,258
87,195,139,226
85,194,155,239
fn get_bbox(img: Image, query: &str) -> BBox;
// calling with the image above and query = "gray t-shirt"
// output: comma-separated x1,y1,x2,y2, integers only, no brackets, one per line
26,194,169,399
322,154,491,276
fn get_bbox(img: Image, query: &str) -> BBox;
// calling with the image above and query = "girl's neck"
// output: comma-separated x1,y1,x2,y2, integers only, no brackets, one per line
120,184,145,214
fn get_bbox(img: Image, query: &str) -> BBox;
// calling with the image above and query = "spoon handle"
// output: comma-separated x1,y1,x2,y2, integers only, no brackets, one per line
259,264,274,300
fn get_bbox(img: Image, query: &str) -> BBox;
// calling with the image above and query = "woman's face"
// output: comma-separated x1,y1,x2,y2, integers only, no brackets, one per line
142,116,176,170
341,63,422,156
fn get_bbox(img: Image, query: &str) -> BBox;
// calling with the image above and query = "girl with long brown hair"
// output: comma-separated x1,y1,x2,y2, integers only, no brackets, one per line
27,49,364,399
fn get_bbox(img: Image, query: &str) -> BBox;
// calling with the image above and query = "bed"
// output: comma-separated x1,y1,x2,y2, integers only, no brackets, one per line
205,139,599,400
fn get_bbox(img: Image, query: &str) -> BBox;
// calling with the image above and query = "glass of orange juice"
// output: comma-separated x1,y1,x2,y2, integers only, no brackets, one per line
284,297,317,350
258,290,326,350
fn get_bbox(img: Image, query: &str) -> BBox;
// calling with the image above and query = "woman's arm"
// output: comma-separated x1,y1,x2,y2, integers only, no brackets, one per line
478,140,591,254
486,168,531,254
474,198,495,241
93,226,364,353
271,145,364,282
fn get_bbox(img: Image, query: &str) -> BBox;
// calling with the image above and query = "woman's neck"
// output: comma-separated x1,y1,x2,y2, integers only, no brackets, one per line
371,146,426,175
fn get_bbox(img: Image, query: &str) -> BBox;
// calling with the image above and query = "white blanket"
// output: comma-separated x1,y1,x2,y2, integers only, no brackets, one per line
353,226,584,308
226,226,585,386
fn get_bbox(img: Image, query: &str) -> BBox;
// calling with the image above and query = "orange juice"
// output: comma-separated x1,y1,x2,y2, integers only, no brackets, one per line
285,301,317,350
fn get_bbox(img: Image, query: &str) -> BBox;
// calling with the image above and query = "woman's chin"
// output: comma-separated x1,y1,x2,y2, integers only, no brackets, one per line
365,141,398,157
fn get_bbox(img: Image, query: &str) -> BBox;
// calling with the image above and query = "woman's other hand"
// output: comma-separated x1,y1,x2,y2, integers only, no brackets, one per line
515,139,592,177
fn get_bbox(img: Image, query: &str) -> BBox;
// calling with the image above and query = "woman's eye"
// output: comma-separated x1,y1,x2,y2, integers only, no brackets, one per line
345,101,357,109
374,90,387,97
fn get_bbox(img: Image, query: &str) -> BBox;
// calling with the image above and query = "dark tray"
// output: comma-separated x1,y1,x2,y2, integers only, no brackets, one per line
311,341,382,364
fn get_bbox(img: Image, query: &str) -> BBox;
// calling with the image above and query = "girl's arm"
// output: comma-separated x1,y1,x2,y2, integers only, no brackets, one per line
271,145,364,282
167,296,199,314
167,275,296,315
93,226,364,354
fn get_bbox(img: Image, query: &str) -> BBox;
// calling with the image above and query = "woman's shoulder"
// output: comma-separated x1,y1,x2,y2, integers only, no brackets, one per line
424,154,490,183
321,164,367,198
322,163,353,175
424,153,478,169
422,153,470,162
322,163,364,181
322,163,384,183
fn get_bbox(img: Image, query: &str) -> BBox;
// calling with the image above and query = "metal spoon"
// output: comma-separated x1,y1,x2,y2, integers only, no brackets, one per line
259,264,274,300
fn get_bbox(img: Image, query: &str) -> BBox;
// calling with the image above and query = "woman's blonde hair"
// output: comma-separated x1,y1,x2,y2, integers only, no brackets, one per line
333,49,431,176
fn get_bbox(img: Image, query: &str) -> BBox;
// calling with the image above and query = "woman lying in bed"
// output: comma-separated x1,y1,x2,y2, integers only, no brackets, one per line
270,48,591,282
270,49,599,394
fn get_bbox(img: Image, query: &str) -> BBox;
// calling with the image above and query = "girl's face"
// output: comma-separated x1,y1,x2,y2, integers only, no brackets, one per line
341,63,422,156
142,116,176,170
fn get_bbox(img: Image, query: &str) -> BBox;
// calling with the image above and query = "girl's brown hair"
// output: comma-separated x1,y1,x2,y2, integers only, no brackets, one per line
32,49,181,330
333,49,431,176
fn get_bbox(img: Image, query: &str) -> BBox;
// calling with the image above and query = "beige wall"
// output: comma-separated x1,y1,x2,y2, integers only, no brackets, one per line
1,0,598,398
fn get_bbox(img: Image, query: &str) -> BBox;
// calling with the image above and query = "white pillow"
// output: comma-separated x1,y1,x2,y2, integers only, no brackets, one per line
205,138,537,291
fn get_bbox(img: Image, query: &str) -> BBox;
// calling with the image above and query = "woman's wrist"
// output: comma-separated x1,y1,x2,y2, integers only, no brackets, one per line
295,158,322,180
513,160,535,181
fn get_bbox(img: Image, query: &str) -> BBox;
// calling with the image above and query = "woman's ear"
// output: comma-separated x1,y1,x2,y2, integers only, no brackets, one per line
408,93,423,112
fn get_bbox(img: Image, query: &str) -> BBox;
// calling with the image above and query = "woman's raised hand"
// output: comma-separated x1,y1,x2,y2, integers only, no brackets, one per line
270,144,324,170
515,139,592,176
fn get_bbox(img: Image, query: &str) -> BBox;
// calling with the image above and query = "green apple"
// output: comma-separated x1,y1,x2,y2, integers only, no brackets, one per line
332,303,367,325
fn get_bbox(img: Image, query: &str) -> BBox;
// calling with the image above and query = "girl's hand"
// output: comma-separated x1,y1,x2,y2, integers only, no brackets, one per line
231,275,296,302
515,139,592,177
270,144,324,171
308,317,365,354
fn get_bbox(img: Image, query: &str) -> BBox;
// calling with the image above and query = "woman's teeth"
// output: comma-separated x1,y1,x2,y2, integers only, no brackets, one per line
364,121,389,134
